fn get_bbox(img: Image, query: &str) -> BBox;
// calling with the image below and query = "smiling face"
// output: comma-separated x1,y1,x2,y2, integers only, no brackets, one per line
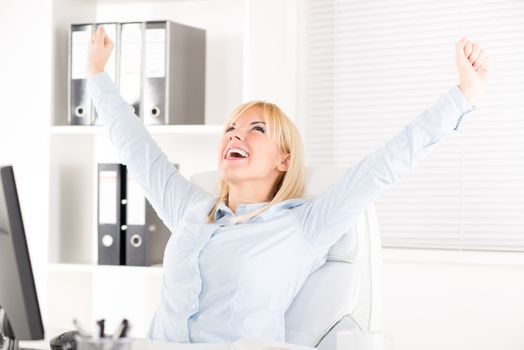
218,106,289,188
207,101,306,222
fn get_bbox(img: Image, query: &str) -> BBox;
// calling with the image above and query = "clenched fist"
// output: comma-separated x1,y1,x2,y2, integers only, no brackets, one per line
456,37,491,105
87,26,114,78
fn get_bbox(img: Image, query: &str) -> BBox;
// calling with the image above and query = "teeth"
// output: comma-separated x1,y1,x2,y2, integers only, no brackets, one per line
226,147,249,158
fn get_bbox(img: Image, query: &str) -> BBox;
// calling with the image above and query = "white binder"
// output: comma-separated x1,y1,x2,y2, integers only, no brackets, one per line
142,21,206,125
69,24,94,125
93,22,119,125
119,22,143,119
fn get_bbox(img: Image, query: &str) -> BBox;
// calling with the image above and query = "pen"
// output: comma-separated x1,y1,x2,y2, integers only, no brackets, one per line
96,319,105,338
72,318,89,338
112,319,129,340
120,319,129,338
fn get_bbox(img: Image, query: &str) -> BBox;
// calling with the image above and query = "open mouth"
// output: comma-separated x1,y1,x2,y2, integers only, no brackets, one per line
224,147,249,160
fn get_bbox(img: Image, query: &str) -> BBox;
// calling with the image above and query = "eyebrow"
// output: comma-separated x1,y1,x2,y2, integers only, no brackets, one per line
231,121,266,126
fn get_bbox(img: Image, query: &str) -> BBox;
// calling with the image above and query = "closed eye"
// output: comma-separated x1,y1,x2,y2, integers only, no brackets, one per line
224,125,265,133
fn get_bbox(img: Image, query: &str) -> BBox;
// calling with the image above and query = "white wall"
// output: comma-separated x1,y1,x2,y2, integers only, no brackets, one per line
242,0,298,119
382,249,524,350
0,0,51,322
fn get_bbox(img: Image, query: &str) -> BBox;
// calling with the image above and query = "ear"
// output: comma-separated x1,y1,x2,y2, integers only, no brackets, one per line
277,154,290,172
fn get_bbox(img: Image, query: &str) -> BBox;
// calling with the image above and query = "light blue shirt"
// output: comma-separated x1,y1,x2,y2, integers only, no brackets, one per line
87,73,474,343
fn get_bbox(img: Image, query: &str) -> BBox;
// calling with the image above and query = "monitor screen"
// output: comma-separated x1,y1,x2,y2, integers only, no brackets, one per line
0,166,44,341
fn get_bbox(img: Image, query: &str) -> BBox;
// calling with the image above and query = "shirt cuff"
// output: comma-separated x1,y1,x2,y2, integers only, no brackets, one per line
448,85,476,130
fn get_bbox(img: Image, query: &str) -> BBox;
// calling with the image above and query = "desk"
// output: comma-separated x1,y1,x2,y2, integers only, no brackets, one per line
18,327,229,350
19,338,229,350
20,335,316,350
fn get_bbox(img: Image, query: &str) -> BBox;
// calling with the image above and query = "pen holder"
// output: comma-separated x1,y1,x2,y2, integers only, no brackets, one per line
76,337,131,350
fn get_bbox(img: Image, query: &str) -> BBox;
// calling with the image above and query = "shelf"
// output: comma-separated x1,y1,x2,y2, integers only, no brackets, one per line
50,124,224,135
95,0,191,3
48,263,96,273
48,262,164,274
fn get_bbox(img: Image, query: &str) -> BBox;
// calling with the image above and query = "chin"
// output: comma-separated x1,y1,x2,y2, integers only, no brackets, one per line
219,168,245,184
219,166,241,183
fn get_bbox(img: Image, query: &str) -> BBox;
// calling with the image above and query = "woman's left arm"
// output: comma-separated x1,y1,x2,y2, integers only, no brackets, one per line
294,38,491,252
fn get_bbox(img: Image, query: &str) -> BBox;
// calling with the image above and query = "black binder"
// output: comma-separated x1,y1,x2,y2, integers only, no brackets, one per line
97,164,126,265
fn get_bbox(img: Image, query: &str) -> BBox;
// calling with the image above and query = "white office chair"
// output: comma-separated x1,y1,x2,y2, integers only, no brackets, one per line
190,167,382,349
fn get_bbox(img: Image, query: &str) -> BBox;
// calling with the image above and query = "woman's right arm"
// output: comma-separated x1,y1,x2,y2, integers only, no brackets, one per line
86,26,210,230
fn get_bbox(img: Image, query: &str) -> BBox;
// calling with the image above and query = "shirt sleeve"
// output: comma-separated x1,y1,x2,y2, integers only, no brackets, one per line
87,72,211,232
293,86,475,253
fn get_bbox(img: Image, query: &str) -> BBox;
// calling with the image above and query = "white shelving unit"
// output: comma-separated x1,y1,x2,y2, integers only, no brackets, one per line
50,124,223,135
47,0,298,336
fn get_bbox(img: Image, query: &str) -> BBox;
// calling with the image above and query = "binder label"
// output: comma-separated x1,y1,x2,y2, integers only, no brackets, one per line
72,30,90,79
127,175,146,225
121,24,142,77
145,28,166,78
103,24,118,82
120,23,142,103
99,170,118,224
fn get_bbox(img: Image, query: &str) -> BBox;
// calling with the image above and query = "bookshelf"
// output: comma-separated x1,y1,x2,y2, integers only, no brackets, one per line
50,125,223,135
47,0,298,336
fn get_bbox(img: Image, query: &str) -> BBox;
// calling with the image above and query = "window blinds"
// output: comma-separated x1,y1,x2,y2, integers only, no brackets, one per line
300,0,524,250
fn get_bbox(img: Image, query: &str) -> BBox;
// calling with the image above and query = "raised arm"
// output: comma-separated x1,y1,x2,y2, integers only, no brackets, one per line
294,38,491,253
86,26,211,231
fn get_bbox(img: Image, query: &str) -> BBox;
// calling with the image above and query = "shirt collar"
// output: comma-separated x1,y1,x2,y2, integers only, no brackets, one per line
214,201,231,221
213,200,269,222
213,198,308,222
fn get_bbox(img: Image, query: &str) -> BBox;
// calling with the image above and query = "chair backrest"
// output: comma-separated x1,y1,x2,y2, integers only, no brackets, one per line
189,167,382,349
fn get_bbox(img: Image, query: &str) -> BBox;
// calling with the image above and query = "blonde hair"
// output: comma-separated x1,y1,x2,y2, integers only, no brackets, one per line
206,101,305,224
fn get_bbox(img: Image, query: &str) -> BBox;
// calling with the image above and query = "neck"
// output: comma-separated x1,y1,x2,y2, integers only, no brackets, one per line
227,180,275,213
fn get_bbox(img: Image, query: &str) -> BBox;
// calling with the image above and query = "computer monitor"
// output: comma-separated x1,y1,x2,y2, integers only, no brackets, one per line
0,165,44,343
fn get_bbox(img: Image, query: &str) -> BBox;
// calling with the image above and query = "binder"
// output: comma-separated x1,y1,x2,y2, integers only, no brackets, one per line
93,23,119,125
97,164,126,265
69,24,94,125
124,171,147,266
119,22,143,119
124,165,176,266
143,21,206,125
144,200,171,265
69,20,206,126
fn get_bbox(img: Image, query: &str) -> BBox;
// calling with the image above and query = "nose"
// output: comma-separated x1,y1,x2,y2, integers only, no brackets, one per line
229,130,244,141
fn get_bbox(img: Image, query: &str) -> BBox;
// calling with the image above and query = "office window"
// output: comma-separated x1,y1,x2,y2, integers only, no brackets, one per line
299,0,524,250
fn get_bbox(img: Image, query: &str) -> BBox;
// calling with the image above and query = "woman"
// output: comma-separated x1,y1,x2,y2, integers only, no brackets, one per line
87,26,490,343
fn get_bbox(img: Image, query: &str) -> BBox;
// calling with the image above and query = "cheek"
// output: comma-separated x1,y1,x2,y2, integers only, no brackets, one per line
254,148,281,167
218,137,228,160
219,136,227,148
